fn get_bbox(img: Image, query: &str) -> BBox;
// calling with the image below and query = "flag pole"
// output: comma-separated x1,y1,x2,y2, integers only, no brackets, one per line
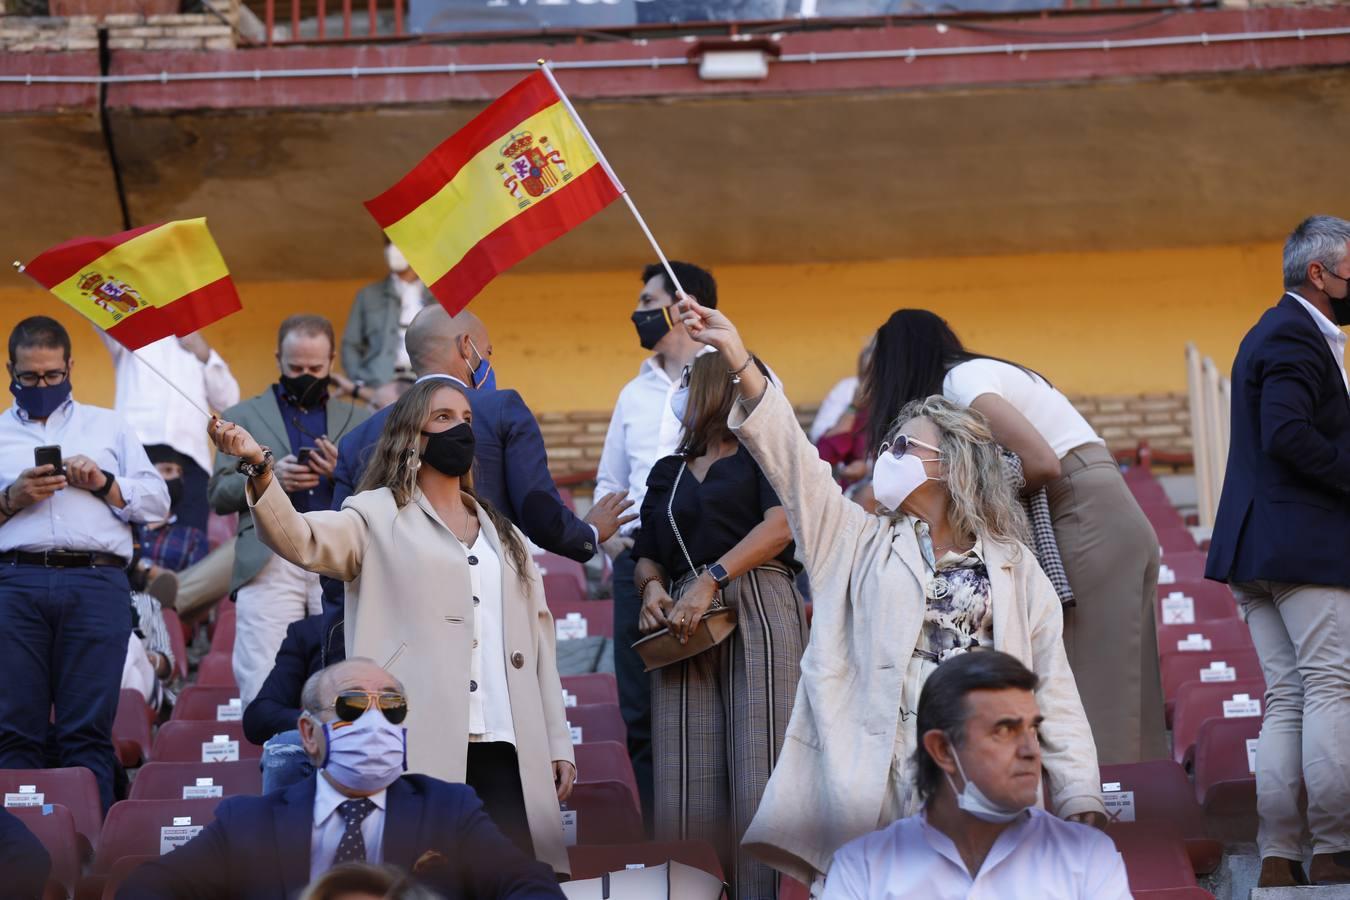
13,259,217,421
535,60,689,299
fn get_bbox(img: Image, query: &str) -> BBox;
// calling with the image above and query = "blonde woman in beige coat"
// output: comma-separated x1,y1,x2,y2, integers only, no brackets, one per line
209,379,575,876
674,297,1105,889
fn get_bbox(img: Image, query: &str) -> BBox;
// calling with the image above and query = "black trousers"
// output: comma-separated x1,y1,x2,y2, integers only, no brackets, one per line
174,456,210,533
466,741,534,859
611,548,653,830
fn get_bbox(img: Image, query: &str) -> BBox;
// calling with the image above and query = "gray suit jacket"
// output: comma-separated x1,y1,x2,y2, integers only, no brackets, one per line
342,277,435,386
208,388,370,592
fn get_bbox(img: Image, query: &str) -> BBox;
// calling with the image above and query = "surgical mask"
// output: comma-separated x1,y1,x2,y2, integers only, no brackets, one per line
10,379,72,420
1323,270,1350,326
385,243,410,274
872,444,942,512
631,306,674,351
279,373,330,409
944,738,1036,824
165,477,185,511
670,385,690,424
466,336,496,392
316,706,407,794
420,422,475,477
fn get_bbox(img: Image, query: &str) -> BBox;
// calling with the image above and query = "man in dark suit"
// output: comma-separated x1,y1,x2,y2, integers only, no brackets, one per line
1206,215,1350,888
120,658,564,899
0,807,51,899
330,305,634,561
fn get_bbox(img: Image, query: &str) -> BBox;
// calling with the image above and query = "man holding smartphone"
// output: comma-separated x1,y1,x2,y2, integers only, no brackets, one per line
0,316,169,811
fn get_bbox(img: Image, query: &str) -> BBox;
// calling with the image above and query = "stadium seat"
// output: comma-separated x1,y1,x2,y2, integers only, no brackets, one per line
170,685,246,723
1139,502,1187,531
1161,649,1262,726
159,608,190,683
128,759,262,802
1107,821,1197,892
1157,619,1254,664
151,721,261,765
534,552,587,593
195,652,237,688
562,672,619,707
1193,716,1261,823
1132,890,1218,900
98,854,159,900
11,803,82,894
112,689,154,768
550,599,614,640
206,512,237,551
1098,760,1221,875
1154,580,1239,626
543,572,588,606
566,703,626,746
1156,552,1209,584
0,767,102,859
1171,678,1266,767
568,840,723,880
93,798,221,874
555,486,576,513
1154,526,1198,554
209,608,236,655
561,780,643,846
573,741,639,811
779,877,810,900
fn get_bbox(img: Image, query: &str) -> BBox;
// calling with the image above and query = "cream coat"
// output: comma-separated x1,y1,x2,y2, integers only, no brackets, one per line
247,478,574,874
733,385,1104,885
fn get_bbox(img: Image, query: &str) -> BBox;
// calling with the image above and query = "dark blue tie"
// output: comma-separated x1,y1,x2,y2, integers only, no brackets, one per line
333,797,376,865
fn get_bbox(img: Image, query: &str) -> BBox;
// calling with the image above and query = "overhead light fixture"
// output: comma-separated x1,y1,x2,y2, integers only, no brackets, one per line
692,38,779,81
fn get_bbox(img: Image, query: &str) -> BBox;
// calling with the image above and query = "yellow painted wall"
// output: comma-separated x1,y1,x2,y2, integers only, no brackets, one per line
0,241,1283,412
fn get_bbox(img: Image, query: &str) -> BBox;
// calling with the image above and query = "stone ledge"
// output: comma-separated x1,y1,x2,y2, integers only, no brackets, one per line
1252,888,1350,899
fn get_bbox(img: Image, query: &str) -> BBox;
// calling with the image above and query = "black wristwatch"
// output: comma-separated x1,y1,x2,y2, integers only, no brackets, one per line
707,562,731,591
91,470,116,500
236,448,274,478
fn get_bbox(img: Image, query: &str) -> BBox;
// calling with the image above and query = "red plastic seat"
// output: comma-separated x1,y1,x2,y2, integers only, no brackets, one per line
779,877,810,900
534,552,587,593
562,673,619,707
1157,552,1209,583
1107,821,1197,892
150,721,261,765
1157,619,1254,665
112,689,154,768
1139,502,1187,530
1154,526,1198,554
170,685,246,723
566,703,626,746
0,767,102,859
562,781,644,846
1161,649,1262,726
568,840,723,880
550,600,614,640
1133,890,1218,899
94,799,221,874
206,512,237,551
1171,678,1266,767
99,854,159,900
128,760,262,802
543,572,589,606
159,608,190,683
1154,581,1240,627
1193,716,1261,817
11,803,81,894
195,652,237,688
209,608,236,655
573,741,639,812
1099,760,1221,875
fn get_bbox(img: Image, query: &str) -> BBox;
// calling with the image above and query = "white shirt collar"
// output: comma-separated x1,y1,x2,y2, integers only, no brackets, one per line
313,772,388,827
413,372,469,389
1287,291,1346,343
638,344,718,384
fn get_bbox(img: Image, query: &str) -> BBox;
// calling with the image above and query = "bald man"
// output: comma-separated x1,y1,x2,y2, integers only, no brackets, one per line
330,305,633,563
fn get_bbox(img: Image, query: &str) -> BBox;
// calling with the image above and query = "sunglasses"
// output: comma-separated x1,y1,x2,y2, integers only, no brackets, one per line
878,434,943,459
324,690,409,725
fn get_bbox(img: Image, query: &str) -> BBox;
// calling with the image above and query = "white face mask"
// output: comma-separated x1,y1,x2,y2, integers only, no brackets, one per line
943,738,1038,824
315,705,407,794
384,243,410,274
670,384,690,424
872,443,942,512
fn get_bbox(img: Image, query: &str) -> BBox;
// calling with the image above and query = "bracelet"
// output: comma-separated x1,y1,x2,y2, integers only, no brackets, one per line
636,574,663,600
728,354,754,384
237,447,274,478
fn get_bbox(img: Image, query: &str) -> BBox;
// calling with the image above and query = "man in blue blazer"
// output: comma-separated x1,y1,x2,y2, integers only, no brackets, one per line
1206,216,1350,888
331,305,633,562
0,807,50,899
120,659,563,899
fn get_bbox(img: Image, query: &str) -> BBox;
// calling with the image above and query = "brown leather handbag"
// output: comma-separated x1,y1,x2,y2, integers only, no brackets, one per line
631,461,738,672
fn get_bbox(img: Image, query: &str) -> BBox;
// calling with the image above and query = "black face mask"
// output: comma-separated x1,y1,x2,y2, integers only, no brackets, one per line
420,422,475,477
280,373,330,408
164,477,185,511
631,306,674,351
1325,272,1350,326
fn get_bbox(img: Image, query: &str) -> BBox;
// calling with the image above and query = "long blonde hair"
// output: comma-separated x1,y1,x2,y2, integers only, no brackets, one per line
355,379,530,585
885,396,1030,549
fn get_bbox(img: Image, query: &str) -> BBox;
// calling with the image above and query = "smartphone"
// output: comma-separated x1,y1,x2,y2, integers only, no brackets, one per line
34,445,64,476
296,448,313,467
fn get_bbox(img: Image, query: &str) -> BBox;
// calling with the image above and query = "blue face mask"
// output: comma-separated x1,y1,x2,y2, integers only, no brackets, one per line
10,379,72,420
670,385,691,425
467,337,496,392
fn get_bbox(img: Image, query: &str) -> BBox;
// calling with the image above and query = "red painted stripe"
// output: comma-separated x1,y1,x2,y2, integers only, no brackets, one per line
364,71,561,229
23,223,163,289
104,275,242,350
427,164,620,315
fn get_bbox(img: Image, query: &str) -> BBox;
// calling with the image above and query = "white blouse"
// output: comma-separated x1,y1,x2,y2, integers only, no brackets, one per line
462,530,516,745
943,358,1103,459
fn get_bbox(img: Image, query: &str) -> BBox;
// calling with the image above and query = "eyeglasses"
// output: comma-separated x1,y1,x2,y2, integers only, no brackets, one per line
323,690,408,725
11,369,69,388
878,434,943,459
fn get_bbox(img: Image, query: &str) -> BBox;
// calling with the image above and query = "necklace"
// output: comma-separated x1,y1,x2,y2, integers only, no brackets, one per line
447,502,476,545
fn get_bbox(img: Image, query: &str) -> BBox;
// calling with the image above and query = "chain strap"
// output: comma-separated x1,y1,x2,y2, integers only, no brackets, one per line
667,461,723,610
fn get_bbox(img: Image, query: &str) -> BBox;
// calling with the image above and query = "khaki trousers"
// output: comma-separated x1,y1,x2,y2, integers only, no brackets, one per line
1049,444,1168,764
174,535,236,619
232,552,322,706
1232,580,1350,859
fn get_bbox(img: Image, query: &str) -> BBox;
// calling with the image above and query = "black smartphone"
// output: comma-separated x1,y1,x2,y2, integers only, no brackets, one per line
296,448,313,467
34,445,64,476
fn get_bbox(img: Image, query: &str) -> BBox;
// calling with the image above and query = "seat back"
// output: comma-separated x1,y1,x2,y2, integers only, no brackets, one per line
562,673,619,707
0,767,102,858
573,741,639,811
195,652,238,688
151,721,261,765
1157,619,1254,665
171,685,246,723
209,607,236,655
1193,716,1261,813
534,553,587,592
566,704,626,746
1153,526,1198,554
543,572,589,606
159,608,191,683
100,854,160,900
129,760,262,802
1157,551,1209,583
11,803,81,893
94,798,222,874
561,781,643,846
112,689,154,768
1106,821,1197,892
1161,649,1262,722
1172,678,1266,766
1155,581,1240,627
550,600,614,640
568,840,723,880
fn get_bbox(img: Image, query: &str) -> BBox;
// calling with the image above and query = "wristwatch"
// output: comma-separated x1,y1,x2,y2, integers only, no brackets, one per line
707,562,731,591
91,470,116,499
236,448,274,478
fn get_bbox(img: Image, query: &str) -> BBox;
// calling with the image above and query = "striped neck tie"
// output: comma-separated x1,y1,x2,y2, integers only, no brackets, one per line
332,797,377,865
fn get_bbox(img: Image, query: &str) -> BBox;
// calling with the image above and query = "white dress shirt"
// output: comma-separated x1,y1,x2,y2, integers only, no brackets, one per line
943,359,1103,459
0,397,170,557
463,530,516,744
810,376,859,443
1287,291,1350,394
393,276,428,371
821,808,1131,900
100,333,240,473
310,774,388,881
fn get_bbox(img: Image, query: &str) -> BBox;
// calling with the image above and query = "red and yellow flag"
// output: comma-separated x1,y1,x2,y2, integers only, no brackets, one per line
22,218,242,350
364,70,622,315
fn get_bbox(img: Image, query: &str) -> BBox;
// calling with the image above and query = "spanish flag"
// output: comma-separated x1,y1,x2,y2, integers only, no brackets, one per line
365,70,622,315
21,218,242,350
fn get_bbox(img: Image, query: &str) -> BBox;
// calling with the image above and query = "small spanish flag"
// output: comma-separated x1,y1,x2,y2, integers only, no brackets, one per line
365,70,622,315
20,218,242,350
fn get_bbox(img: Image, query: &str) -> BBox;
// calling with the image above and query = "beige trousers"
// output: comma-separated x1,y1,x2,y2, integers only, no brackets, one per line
1049,444,1168,765
232,552,322,706
1232,580,1350,859
173,535,236,619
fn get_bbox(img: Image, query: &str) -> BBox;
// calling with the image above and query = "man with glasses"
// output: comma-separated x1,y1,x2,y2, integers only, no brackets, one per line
120,658,564,899
0,316,169,811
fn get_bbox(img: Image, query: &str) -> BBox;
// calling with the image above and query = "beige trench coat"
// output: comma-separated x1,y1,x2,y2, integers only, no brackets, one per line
247,477,574,874
732,385,1104,885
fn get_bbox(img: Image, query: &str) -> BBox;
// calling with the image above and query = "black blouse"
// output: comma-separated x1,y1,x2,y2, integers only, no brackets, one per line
632,445,799,581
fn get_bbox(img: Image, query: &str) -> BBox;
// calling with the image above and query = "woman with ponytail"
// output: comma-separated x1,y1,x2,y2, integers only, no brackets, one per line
209,378,575,877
